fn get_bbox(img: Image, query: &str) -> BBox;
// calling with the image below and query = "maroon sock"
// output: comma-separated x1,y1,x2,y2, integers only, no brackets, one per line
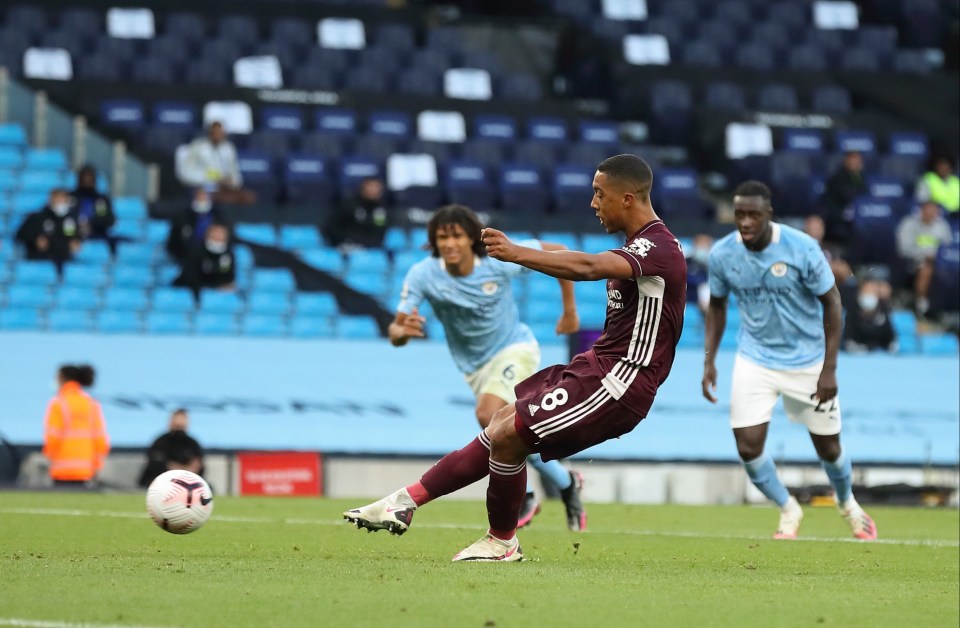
486,458,527,541
404,482,432,506
419,432,491,500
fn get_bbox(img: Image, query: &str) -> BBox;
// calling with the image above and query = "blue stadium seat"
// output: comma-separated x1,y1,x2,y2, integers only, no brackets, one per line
841,48,882,73
656,167,708,219
527,117,568,143
246,131,294,158
344,273,389,297
103,287,149,312
538,231,581,251
888,133,928,159
460,139,509,167
11,192,49,217
704,82,747,111
0,308,43,331
383,227,409,252
234,223,277,246
47,309,94,333
553,165,594,213
97,311,141,334
315,108,358,135
343,66,393,92
20,170,63,195
848,198,899,266
15,261,59,287
564,143,608,170
836,130,877,155
242,314,287,337
56,286,100,311
757,84,799,112
498,74,544,102
892,50,933,74
337,315,381,339
471,114,514,142
352,135,405,162
347,249,390,274
289,315,335,338
236,152,279,202
0,169,17,192
649,81,693,144
7,285,53,309
199,291,243,315
153,101,197,128
112,265,154,289
699,21,739,55
338,156,382,195
0,146,23,169
812,86,852,114
270,17,313,48
164,12,207,42
921,333,959,355
248,292,290,316
930,243,960,316
62,264,108,289
116,243,156,266
290,65,342,91
25,148,67,171
145,220,170,243
375,23,416,52
152,287,195,312
499,163,549,213
771,153,815,216
145,37,191,66
284,155,335,205
252,269,296,293
582,233,621,253
142,311,190,335
781,129,825,154
78,55,126,81
74,241,112,266
787,45,829,71
866,175,907,200
890,310,917,338
302,248,346,274
735,43,777,71
682,42,725,68
368,110,413,138
0,123,28,147
279,225,322,251
194,312,239,336
101,100,145,130
113,197,148,221
526,299,562,324
294,292,338,316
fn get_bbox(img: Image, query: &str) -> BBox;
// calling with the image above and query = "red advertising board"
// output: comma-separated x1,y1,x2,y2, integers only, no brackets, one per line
237,451,323,496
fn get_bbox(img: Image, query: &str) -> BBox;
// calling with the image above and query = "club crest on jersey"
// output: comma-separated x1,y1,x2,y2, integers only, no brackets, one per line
482,281,498,295
770,262,788,277
624,237,656,258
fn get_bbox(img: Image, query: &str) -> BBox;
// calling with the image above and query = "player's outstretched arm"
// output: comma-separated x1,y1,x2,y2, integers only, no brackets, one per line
539,240,580,334
387,308,425,347
816,285,842,401
702,295,728,403
483,228,634,281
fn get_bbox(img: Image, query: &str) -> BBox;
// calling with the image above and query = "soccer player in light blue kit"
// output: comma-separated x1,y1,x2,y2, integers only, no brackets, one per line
388,204,587,530
702,181,877,540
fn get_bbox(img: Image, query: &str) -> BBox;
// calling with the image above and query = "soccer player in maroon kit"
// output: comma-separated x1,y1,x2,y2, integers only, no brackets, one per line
344,154,687,561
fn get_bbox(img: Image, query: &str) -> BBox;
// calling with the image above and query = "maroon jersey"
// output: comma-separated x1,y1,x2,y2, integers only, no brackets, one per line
583,220,687,418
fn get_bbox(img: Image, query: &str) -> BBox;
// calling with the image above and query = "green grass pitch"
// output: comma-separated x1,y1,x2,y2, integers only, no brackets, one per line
1,491,957,628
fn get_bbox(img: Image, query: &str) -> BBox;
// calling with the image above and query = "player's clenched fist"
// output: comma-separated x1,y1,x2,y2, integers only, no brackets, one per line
481,228,518,261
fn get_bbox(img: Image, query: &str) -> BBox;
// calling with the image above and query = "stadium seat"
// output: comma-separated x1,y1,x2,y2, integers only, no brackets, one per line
112,265,154,289
552,165,595,213
152,287,195,313
24,148,68,171
252,269,296,293
47,309,94,333
145,311,192,335
368,110,413,138
0,308,43,331
194,312,239,336
812,86,852,114
704,82,747,112
337,315,381,339
848,198,899,266
242,314,287,337
383,227,410,252
74,241,112,266
15,261,59,287
302,249,346,274
234,223,277,246
56,286,100,311
279,225,322,251
289,315,335,338
347,249,390,274
248,292,290,316
0,123,28,147
284,155,335,205
474,115,518,142
344,273,390,297
921,333,959,356
294,292,338,317
103,287,149,312
116,243,156,266
7,285,53,309
499,163,549,213
200,291,244,315
62,264,108,289
97,311,142,334
101,100,145,130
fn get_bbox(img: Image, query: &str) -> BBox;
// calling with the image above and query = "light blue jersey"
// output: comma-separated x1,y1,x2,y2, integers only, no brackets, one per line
397,240,541,374
708,223,835,369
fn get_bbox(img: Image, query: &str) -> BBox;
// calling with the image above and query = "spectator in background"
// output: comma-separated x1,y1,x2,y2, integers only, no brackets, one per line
804,214,855,302
820,150,867,247
138,408,205,488
896,201,954,316
173,222,236,298
915,155,959,214
43,364,109,488
176,121,255,204
843,278,897,353
71,164,115,247
14,188,82,271
685,233,713,314
166,188,224,265
324,177,389,251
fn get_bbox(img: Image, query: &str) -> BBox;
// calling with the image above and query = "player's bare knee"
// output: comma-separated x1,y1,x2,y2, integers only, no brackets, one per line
488,410,526,463
736,442,764,462
812,435,842,462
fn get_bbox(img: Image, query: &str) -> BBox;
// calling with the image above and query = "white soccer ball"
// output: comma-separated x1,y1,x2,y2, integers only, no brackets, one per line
146,470,214,535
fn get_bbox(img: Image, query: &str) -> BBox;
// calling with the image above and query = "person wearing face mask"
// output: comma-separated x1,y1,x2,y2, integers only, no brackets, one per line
138,408,205,488
165,188,224,265
14,188,83,270
173,222,236,299
324,177,391,251
842,278,896,353
71,164,115,244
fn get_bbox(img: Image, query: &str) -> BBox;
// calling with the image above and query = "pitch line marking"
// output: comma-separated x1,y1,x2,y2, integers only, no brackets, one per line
2,506,957,548
0,618,169,628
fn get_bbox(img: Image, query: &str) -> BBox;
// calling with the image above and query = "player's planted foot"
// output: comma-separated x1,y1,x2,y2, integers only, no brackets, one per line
839,498,877,541
517,491,541,528
452,533,523,562
774,496,804,540
343,488,417,536
560,470,587,531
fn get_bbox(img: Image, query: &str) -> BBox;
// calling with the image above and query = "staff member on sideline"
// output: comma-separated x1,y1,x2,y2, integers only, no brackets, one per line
43,364,110,488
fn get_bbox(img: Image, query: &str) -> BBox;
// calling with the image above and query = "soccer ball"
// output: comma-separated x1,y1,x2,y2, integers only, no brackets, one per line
146,470,214,535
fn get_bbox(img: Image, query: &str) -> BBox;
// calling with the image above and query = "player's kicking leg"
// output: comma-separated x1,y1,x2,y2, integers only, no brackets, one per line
343,488,418,535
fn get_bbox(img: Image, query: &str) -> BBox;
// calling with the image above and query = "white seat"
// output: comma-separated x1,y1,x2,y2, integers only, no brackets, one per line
318,18,366,49
622,34,670,66
107,7,156,39
443,68,493,101
234,55,284,89
725,123,774,159
416,110,466,143
202,101,254,135
814,1,859,30
387,154,439,191
23,47,72,80
602,0,648,21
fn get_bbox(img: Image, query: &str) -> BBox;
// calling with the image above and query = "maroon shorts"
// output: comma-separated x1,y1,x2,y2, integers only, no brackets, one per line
513,353,646,461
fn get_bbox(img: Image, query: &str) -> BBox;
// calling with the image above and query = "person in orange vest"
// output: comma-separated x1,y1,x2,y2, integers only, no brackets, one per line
43,364,110,488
